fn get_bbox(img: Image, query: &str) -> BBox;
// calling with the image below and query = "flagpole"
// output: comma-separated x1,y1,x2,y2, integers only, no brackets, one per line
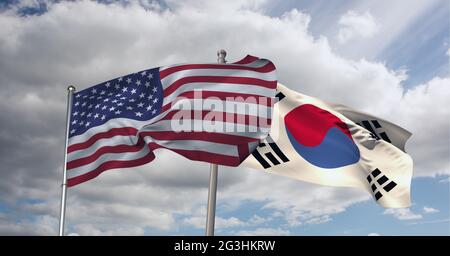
59,85,76,236
205,49,227,236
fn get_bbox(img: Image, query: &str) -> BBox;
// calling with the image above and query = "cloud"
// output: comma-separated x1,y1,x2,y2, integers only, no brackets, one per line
423,206,439,214
368,232,381,236
337,11,379,44
383,208,423,220
236,227,290,236
0,0,447,235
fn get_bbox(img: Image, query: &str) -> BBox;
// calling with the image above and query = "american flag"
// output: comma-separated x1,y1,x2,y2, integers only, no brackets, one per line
66,55,277,186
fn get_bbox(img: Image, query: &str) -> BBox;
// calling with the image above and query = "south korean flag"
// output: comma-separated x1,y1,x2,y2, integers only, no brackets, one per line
242,83,413,208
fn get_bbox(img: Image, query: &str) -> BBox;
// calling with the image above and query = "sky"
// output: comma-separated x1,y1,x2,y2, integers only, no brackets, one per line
0,0,448,236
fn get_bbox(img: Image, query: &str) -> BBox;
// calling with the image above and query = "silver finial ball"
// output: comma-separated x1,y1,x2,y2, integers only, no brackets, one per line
217,49,227,57
67,85,76,91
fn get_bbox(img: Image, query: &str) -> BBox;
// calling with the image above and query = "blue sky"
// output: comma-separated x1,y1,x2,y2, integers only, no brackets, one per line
0,0,448,236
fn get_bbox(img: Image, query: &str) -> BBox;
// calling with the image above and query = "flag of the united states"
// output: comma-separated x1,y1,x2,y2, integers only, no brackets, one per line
66,55,277,186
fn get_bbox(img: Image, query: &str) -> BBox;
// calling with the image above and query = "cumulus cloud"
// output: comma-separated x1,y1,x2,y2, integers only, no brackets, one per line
383,208,423,220
423,206,439,214
0,0,447,235
337,11,379,44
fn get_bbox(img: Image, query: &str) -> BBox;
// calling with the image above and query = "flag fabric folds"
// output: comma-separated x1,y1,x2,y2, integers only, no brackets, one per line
67,55,277,187
242,83,413,208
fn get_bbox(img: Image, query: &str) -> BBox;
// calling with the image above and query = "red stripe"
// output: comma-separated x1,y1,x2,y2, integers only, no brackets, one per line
140,131,259,145
164,90,274,106
237,144,250,161
67,139,146,170
68,127,137,153
148,142,240,166
67,151,156,187
159,110,271,128
233,55,259,65
164,76,277,97
159,61,275,79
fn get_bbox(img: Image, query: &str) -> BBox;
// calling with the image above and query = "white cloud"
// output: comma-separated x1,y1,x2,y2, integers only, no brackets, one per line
423,206,439,214
383,208,423,220
368,232,381,236
236,227,290,236
337,11,379,44
0,0,447,235
446,48,450,56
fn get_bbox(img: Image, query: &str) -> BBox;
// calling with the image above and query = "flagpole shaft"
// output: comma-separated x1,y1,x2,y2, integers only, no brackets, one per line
59,85,76,236
205,50,227,236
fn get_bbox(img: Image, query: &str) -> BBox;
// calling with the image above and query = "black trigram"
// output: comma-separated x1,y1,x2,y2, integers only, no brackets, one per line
252,136,289,169
275,91,285,103
356,120,392,143
366,168,397,200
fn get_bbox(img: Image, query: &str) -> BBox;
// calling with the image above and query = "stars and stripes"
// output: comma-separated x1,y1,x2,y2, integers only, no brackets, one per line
66,55,277,186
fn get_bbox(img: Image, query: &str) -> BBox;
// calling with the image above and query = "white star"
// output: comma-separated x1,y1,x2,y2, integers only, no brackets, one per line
112,99,118,103
129,99,135,102
136,80,141,86
100,90,106,95
91,88,97,94
109,106,115,111
145,82,150,88
74,102,79,106
95,104,100,109
102,106,107,110
126,106,133,110
137,102,144,108
126,78,132,84
115,94,121,97
108,92,114,96
75,94,81,98
146,105,152,111
94,113,99,119
89,96,95,99
139,93,145,98
83,95,88,98
72,120,77,125
73,111,78,116
147,94,153,100
140,71,147,76
148,73,153,79
153,98,158,103
115,110,122,115
88,104,93,109
118,77,123,82
120,97,126,100
101,115,106,120
131,89,137,94
70,129,76,134
87,113,92,117
152,87,157,93
135,112,143,117
79,121,84,125
85,122,90,127
117,102,124,106
122,87,128,92
103,98,109,102
97,96,102,100
152,109,157,114
82,102,87,107
115,84,120,90
80,112,86,116
105,82,111,88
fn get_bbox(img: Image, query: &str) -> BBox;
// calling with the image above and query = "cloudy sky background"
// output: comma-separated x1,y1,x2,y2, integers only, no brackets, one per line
0,0,448,235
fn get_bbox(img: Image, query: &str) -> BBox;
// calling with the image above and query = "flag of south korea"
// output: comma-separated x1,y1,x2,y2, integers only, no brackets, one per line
242,83,413,208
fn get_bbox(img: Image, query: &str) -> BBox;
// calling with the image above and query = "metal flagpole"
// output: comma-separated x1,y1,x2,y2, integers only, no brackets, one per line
205,49,227,236
59,85,76,236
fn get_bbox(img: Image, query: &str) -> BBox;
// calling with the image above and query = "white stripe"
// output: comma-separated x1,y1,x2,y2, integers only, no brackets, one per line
143,120,270,138
162,82,275,106
160,69,276,89
151,139,238,157
68,134,138,162
169,98,272,117
67,145,151,179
